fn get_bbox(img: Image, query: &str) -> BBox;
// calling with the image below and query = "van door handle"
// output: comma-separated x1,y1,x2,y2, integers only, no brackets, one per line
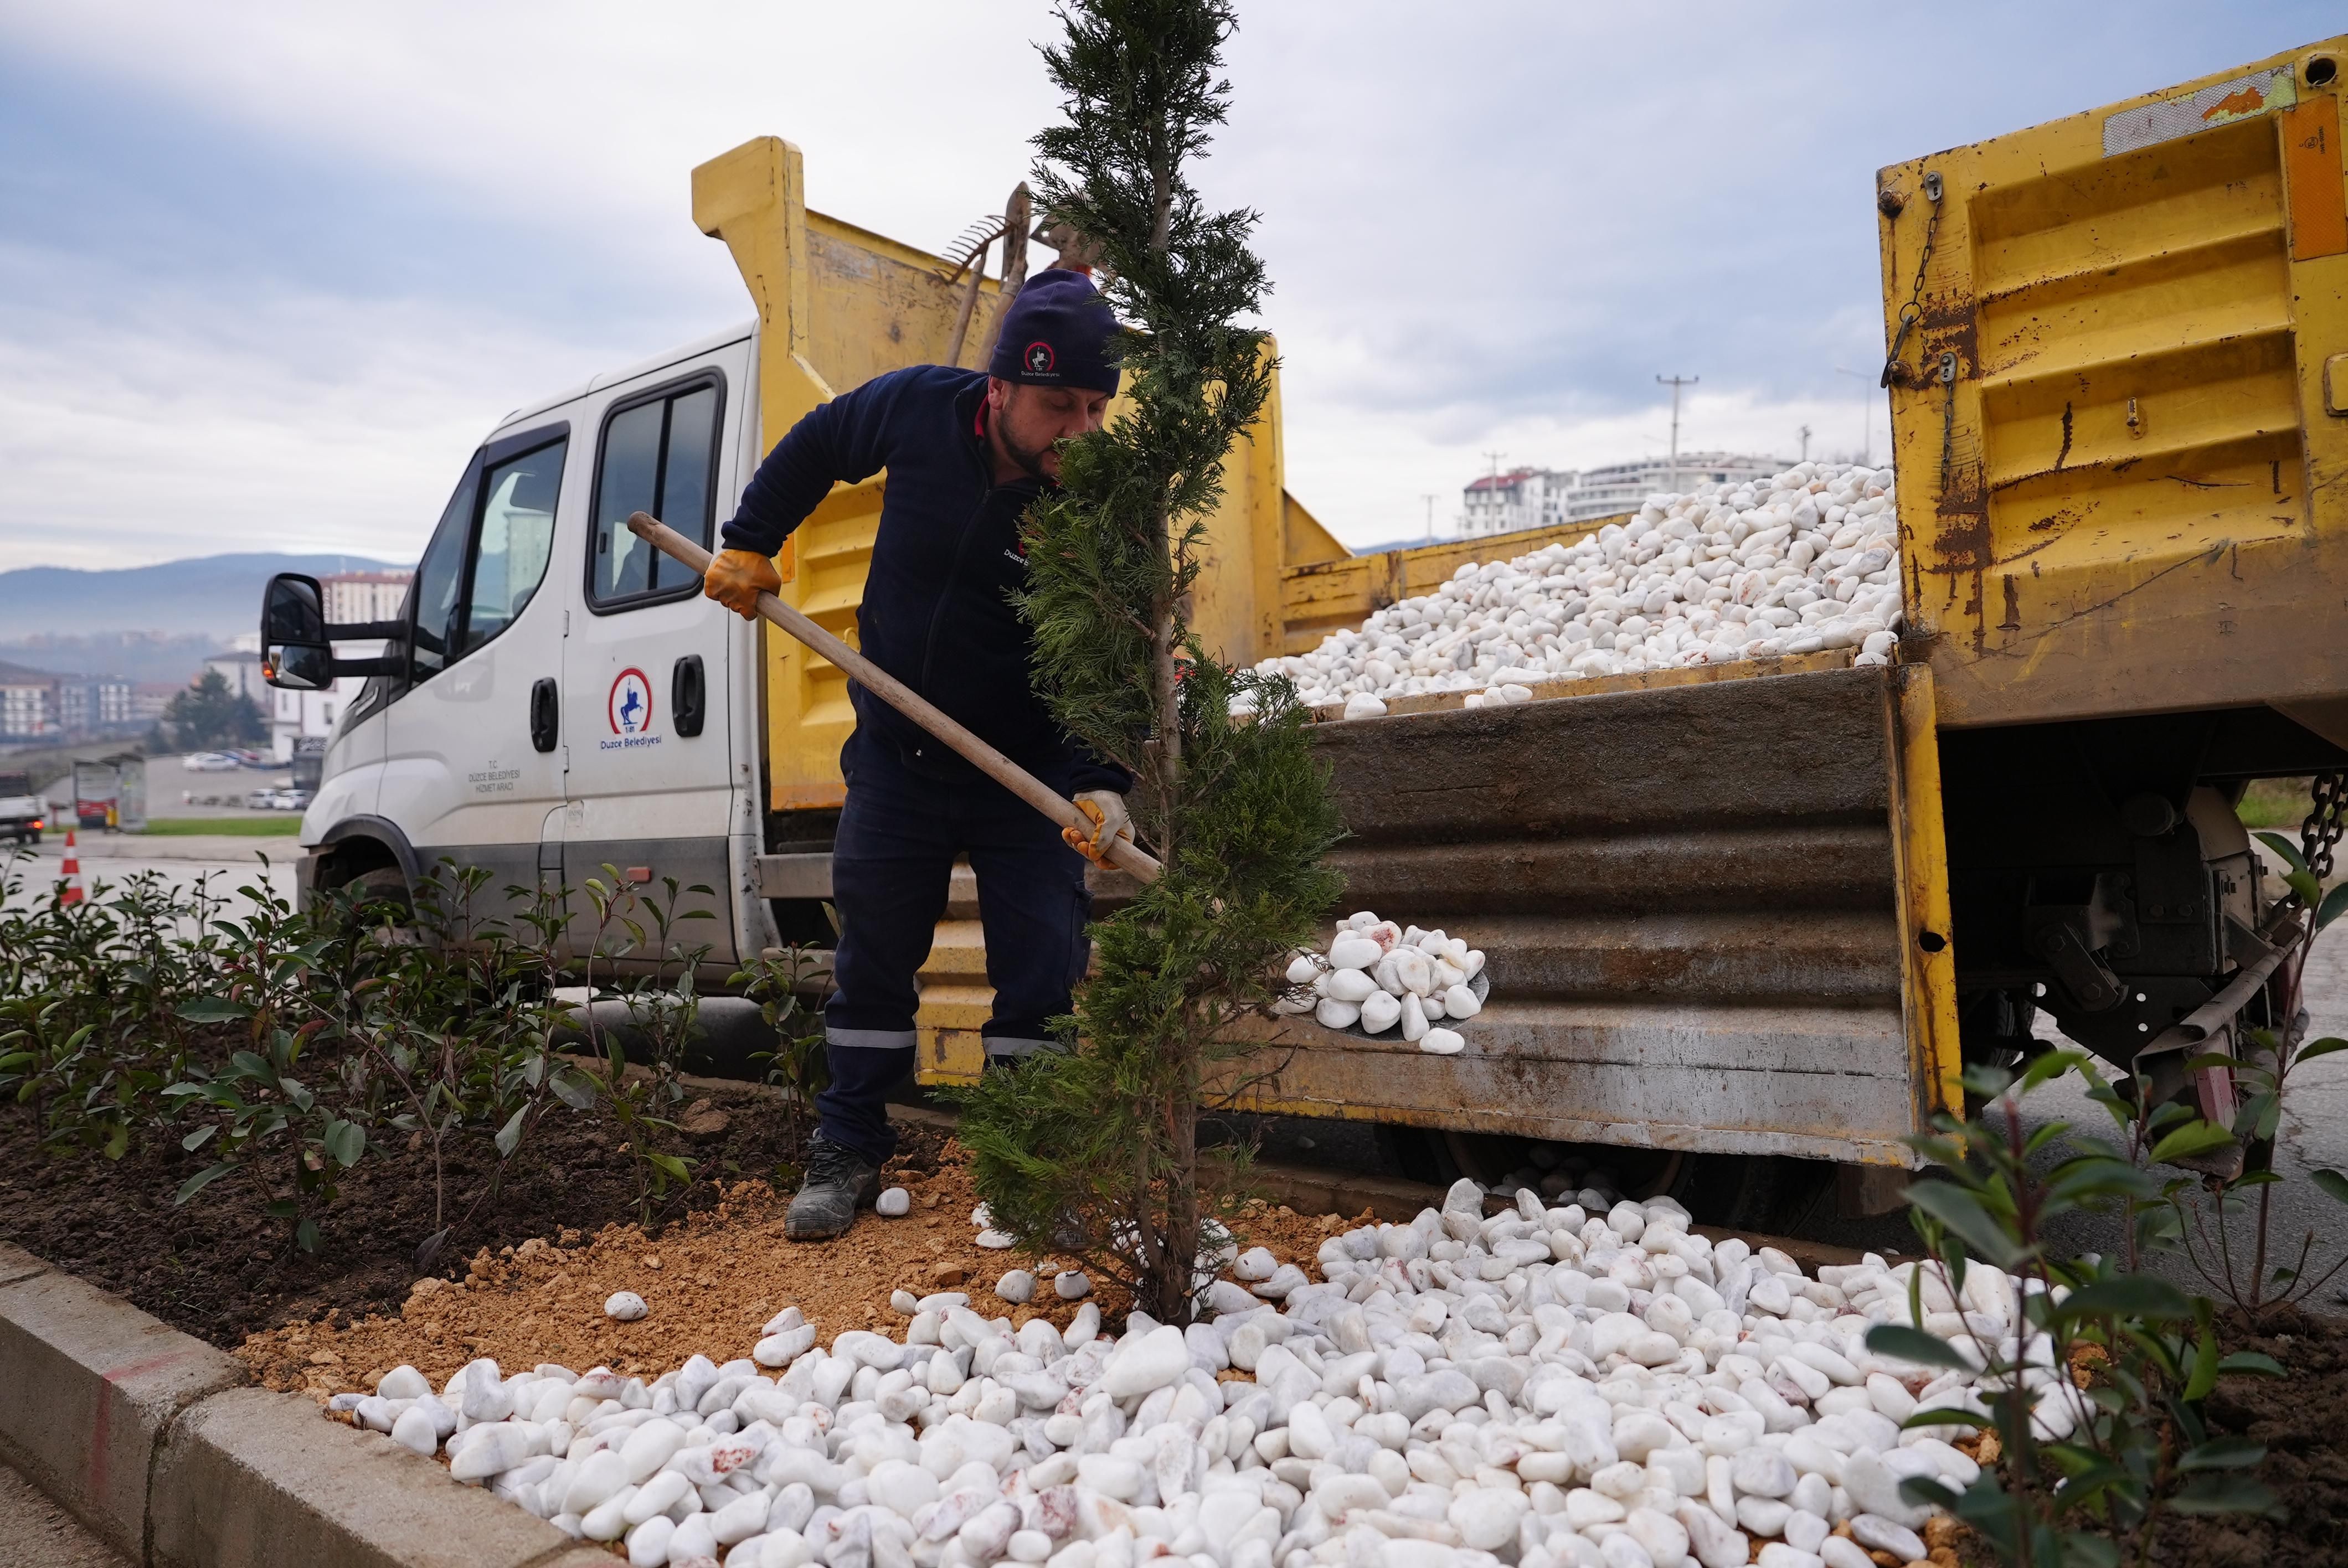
672,654,706,737
529,677,558,752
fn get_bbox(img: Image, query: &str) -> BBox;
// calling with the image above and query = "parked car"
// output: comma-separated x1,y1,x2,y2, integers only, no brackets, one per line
181,752,240,773
244,788,280,810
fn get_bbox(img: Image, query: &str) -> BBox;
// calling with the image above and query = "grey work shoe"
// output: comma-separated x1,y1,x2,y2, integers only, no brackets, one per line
786,1135,885,1241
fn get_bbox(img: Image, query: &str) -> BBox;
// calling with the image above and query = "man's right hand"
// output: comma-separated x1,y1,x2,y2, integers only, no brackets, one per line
704,549,782,618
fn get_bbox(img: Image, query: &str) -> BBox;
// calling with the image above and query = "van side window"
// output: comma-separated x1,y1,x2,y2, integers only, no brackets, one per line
404,431,568,688
589,376,724,608
408,454,483,685
456,440,566,655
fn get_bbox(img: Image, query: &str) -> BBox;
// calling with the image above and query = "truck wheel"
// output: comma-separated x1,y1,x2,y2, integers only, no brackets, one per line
336,867,418,943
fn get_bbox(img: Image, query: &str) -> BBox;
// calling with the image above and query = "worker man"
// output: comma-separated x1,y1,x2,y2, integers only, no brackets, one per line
703,269,1134,1241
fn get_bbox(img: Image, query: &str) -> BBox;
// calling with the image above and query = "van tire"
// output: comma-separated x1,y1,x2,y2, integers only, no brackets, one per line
339,866,419,942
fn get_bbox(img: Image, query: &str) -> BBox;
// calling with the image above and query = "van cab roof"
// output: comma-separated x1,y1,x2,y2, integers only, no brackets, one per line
492,321,756,437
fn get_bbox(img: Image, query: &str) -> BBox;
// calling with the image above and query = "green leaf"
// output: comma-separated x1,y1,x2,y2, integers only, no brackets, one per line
2178,1436,2266,1471
2018,1047,2088,1093
2149,1120,2238,1166
2311,1168,2348,1206
2217,1351,2286,1377
181,1125,217,1152
1899,1476,1963,1512
1866,1324,1979,1372
2056,1533,2122,1568
2168,1473,2284,1518
227,1050,274,1080
1905,1181,2023,1267
175,996,253,1023
2185,1298,2220,1402
549,1066,598,1111
495,1106,528,1159
2298,1036,2348,1064
2256,831,2309,876
323,1119,364,1168
2057,1273,2193,1321
1901,1406,1993,1429
2317,883,2348,931
295,1218,320,1254
171,1161,239,1205
645,1151,692,1182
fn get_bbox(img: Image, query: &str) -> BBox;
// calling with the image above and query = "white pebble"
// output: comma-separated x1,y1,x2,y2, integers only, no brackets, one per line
1419,1027,1464,1055
975,1228,1017,1249
876,1187,910,1217
996,1269,1036,1304
1053,1270,1090,1300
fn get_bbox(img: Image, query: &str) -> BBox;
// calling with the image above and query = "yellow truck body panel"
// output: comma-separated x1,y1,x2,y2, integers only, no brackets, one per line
1877,38,2348,740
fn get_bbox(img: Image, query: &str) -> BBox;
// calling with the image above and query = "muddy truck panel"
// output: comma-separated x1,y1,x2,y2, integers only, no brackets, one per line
1218,663,1960,1168
1878,37,2348,736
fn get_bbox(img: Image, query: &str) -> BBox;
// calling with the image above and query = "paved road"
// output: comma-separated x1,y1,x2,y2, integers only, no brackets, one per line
3,832,300,923
0,1462,128,1568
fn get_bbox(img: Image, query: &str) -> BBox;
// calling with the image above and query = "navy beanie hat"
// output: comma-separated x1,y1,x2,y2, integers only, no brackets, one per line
990,269,1121,395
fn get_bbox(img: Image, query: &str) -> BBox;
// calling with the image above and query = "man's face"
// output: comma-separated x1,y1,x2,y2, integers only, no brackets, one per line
987,378,1110,482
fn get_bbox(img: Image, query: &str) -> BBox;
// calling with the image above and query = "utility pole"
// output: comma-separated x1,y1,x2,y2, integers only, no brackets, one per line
1479,450,1505,536
1655,375,1697,496
1798,424,1813,462
1420,493,1438,545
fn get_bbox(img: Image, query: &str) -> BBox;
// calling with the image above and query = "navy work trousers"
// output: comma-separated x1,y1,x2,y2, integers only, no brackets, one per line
815,730,1093,1164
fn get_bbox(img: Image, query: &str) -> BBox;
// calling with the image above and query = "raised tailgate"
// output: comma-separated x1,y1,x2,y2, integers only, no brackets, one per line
1878,38,2348,735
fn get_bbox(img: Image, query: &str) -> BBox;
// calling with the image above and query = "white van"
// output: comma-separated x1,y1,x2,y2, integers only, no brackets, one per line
259,136,1311,999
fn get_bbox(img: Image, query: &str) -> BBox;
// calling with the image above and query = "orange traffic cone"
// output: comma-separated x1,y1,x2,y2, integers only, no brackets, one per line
59,829,83,906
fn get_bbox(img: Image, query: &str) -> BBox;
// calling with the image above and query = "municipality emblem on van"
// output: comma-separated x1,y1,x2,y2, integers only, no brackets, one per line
607,668,655,740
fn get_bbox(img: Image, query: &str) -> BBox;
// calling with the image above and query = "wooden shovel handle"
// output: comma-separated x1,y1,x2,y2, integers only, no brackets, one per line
626,513,1162,884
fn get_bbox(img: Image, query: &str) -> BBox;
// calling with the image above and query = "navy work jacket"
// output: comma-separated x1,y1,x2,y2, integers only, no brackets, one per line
719,365,1127,796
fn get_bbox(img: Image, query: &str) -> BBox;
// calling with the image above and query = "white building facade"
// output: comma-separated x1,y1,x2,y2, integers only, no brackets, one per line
1460,452,1795,539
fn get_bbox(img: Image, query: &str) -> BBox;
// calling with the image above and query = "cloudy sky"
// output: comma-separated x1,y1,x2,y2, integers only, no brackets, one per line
0,2,2330,570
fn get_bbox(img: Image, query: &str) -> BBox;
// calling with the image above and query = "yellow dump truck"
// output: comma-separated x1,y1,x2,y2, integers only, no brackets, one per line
269,38,2346,1227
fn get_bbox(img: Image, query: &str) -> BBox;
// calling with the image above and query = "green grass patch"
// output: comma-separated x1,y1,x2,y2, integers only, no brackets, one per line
136,817,303,837
2236,776,2312,831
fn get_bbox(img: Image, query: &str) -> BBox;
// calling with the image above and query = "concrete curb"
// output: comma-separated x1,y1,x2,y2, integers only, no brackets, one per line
0,1241,609,1568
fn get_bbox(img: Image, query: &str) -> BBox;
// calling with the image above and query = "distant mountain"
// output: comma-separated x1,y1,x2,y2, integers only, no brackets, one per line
0,633,229,687
0,552,407,639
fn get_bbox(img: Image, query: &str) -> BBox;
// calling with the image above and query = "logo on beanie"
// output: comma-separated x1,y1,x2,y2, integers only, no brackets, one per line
1023,341,1056,375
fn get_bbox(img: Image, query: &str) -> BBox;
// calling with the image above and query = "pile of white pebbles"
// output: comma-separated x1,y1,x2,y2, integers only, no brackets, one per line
1275,913,1487,1056
1244,462,1900,720
327,1179,2037,1568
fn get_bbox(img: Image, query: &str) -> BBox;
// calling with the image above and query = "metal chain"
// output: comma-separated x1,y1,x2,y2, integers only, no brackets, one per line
1880,171,1944,388
2300,771,2348,885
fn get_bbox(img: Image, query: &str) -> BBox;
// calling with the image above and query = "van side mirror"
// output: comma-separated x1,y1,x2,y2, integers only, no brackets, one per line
263,574,327,644
266,642,336,691
260,571,409,689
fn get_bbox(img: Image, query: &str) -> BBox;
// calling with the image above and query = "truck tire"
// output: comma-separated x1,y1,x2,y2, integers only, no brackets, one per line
336,866,418,943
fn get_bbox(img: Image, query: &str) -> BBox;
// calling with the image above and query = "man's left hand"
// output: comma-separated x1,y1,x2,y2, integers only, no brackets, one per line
1063,790,1132,868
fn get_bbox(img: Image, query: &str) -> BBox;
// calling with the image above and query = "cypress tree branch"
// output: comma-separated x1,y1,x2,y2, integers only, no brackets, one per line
951,0,1342,1322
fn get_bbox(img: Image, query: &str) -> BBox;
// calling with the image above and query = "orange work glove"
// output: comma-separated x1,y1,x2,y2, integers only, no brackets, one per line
1062,790,1133,868
703,548,782,618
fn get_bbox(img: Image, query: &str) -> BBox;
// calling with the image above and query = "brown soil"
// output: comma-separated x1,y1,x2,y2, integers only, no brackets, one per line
0,1079,825,1349
238,1140,1363,1403
2151,1303,2348,1568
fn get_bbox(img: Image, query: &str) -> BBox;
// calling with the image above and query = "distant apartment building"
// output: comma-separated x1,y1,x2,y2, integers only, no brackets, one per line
1553,452,1793,524
1461,468,1577,538
1459,451,1794,539
0,662,56,739
56,678,134,734
321,569,412,625
0,662,137,740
